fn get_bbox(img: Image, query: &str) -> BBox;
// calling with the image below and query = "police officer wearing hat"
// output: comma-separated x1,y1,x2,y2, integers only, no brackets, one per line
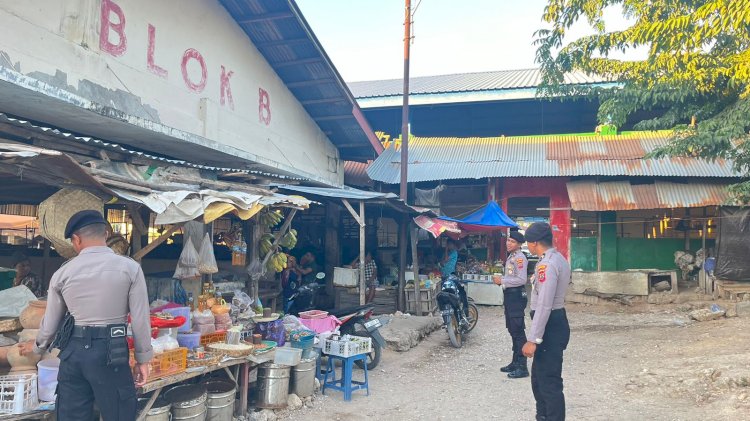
522,222,571,421
20,210,153,420
493,229,529,379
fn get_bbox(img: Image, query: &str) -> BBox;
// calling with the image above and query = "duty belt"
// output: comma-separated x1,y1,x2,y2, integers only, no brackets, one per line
504,286,525,292
71,325,127,339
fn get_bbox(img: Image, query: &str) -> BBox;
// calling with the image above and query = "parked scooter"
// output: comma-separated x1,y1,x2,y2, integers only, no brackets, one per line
437,274,479,348
285,273,386,369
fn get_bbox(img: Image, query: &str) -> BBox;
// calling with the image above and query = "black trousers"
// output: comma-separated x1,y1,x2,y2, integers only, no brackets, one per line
56,337,137,421
503,286,527,366
530,309,570,421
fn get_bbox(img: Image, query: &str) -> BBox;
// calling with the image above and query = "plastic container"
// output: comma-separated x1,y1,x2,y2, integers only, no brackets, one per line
273,346,302,366
290,334,315,359
0,374,38,415
298,310,329,319
322,335,372,358
130,348,188,381
37,359,59,402
177,333,201,350
163,307,192,333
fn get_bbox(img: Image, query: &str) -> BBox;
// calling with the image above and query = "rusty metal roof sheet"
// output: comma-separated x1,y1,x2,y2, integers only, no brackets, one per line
366,132,740,183
344,160,372,187
566,180,731,211
349,68,608,99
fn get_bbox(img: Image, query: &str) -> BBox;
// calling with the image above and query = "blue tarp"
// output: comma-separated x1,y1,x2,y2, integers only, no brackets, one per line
438,201,518,231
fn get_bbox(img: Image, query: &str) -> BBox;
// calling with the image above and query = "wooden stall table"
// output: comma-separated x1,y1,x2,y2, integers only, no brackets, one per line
0,410,54,420
136,350,276,421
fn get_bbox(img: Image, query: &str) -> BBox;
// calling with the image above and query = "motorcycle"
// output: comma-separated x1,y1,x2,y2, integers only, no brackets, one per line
285,273,385,369
437,274,479,348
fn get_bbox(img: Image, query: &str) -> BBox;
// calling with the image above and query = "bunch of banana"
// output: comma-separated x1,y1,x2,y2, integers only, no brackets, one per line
279,229,297,249
259,234,275,257
265,251,288,273
259,209,283,228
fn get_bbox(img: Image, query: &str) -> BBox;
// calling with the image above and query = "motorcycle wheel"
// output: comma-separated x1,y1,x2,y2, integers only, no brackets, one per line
465,303,479,333
343,324,382,370
447,312,463,348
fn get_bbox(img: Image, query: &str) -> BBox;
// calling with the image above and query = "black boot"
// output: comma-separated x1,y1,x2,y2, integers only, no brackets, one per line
507,364,529,379
500,362,516,373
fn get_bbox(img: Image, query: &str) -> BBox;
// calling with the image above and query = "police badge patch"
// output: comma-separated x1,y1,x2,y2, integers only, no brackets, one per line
516,257,524,269
537,264,547,283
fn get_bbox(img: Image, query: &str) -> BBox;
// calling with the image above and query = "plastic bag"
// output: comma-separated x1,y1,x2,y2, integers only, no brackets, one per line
197,233,218,274
282,315,307,334
173,237,200,279
192,324,216,335
191,309,215,326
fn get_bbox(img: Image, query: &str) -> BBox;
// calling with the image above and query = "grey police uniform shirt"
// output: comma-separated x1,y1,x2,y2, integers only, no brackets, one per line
503,250,528,289
34,246,154,363
528,248,571,343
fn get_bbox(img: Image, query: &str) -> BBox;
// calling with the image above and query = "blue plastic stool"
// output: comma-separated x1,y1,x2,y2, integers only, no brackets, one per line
322,353,369,401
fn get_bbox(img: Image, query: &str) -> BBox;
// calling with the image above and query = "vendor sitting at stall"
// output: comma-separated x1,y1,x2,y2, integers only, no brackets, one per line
441,240,459,278
299,251,321,284
11,251,44,297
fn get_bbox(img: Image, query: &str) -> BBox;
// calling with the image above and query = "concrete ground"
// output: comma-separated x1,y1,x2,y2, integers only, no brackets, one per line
278,302,750,421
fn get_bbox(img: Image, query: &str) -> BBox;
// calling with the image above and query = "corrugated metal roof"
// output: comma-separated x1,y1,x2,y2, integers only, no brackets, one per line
366,132,740,183
0,113,308,181
343,160,372,187
348,68,608,99
566,180,731,211
218,0,383,160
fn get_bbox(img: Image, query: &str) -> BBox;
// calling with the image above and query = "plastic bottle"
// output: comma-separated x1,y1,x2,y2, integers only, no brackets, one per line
188,293,194,311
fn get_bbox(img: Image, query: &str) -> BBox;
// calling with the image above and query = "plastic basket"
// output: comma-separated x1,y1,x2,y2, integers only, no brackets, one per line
200,331,227,347
298,310,329,319
130,347,187,382
0,374,38,415
322,335,372,358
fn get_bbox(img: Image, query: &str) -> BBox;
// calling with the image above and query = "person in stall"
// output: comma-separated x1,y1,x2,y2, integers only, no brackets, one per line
351,250,379,303
298,250,321,284
441,240,459,278
281,254,300,312
11,251,44,297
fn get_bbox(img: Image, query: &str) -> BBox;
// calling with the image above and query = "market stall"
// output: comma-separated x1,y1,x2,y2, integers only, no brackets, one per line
413,201,519,306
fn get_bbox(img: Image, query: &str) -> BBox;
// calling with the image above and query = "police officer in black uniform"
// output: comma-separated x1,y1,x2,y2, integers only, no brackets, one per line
522,222,571,421
21,210,153,421
494,229,529,378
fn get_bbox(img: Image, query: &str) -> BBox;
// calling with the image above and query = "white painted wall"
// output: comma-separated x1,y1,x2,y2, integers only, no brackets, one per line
0,0,343,186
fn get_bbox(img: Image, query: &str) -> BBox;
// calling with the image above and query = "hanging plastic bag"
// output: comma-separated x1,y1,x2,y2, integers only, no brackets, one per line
198,233,219,274
173,262,199,280
173,237,200,279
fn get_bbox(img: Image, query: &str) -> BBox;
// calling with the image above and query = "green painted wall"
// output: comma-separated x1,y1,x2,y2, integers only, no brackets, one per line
616,239,716,270
600,212,618,271
571,237,597,271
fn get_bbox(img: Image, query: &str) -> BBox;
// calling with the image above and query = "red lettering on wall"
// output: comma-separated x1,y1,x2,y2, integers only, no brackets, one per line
220,66,235,110
259,88,271,125
100,0,127,56
181,49,207,93
146,24,168,78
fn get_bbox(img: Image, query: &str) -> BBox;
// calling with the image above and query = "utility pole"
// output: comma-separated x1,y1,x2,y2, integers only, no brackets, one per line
398,0,412,312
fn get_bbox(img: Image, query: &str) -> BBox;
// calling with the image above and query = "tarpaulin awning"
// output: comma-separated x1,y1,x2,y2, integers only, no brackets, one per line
276,184,397,200
438,201,518,232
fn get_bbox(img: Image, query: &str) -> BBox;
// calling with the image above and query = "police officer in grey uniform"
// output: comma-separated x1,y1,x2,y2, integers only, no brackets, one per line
21,210,153,421
522,222,571,421
495,230,529,379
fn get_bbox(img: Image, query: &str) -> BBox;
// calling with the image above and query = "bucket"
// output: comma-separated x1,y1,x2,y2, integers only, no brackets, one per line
164,384,207,421
37,358,59,402
257,363,291,409
201,379,235,421
137,397,172,421
290,354,317,398
164,307,192,333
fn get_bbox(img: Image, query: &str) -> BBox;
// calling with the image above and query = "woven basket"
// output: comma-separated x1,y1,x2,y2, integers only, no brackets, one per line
187,352,222,368
207,343,254,358
38,189,104,259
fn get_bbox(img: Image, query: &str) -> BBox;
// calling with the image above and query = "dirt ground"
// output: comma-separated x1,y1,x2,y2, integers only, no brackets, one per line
279,301,750,421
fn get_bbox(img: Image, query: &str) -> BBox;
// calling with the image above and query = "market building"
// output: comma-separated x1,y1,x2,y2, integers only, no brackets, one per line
0,0,388,418
350,70,747,298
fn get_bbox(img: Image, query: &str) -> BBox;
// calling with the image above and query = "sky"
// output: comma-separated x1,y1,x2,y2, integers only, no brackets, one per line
296,0,641,83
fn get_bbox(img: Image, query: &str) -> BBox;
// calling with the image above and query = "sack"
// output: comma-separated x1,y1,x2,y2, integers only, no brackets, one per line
173,237,200,279
197,233,218,275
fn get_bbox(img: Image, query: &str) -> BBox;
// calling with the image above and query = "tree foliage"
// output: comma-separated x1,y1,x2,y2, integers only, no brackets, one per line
535,0,750,202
